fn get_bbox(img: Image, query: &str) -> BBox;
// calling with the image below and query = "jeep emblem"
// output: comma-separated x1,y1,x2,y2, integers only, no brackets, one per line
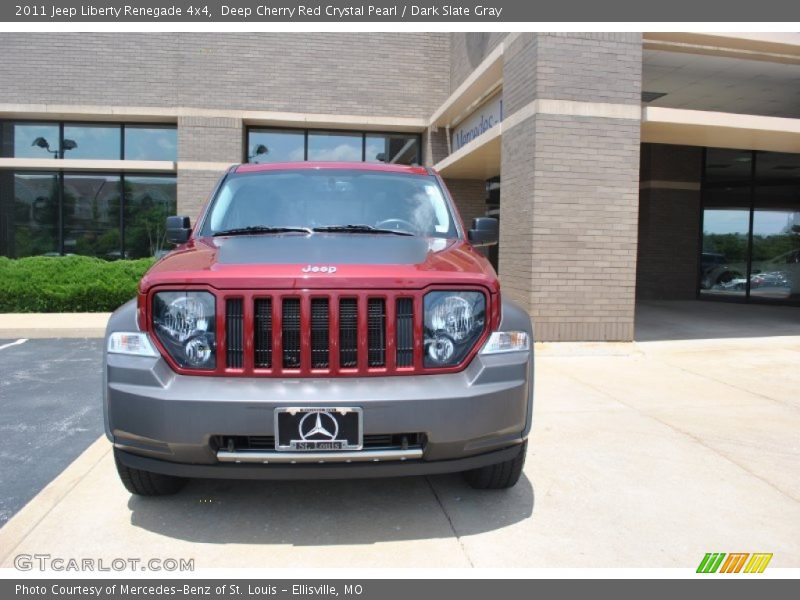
302,265,337,274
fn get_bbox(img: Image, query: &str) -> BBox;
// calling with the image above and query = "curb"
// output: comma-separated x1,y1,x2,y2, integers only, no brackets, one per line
0,313,110,339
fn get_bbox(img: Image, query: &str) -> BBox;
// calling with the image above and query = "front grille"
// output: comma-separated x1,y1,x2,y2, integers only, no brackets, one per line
208,289,483,377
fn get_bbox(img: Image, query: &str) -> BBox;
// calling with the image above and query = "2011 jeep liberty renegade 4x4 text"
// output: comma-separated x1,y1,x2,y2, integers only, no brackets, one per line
104,162,534,495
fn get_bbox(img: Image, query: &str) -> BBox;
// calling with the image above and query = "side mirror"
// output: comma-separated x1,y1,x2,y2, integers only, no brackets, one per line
468,217,499,247
166,216,191,245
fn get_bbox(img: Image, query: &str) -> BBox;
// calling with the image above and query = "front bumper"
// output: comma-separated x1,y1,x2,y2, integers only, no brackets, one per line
105,347,532,477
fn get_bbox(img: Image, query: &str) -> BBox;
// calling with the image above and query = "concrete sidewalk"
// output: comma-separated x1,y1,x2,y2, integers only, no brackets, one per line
0,313,111,338
1,336,798,569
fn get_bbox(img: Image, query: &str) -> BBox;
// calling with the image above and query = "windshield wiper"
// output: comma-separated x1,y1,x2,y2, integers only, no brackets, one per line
213,226,312,237
312,224,414,236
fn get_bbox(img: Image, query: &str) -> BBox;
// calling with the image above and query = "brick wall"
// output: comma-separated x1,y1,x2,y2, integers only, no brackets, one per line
177,170,224,221
637,144,703,300
450,32,508,92
0,33,450,118
499,33,643,341
444,179,486,228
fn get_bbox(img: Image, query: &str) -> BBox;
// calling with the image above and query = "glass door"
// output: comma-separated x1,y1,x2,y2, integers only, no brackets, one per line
750,185,800,301
700,207,751,298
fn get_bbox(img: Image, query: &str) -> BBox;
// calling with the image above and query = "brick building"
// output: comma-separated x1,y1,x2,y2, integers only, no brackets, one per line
1,32,798,340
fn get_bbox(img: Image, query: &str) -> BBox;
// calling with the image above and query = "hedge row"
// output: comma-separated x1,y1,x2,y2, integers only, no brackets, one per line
0,256,156,313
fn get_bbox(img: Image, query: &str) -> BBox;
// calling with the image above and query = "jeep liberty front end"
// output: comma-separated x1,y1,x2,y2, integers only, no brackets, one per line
104,162,533,495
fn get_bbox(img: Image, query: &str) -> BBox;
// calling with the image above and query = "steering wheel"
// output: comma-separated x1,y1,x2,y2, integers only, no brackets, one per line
375,218,417,233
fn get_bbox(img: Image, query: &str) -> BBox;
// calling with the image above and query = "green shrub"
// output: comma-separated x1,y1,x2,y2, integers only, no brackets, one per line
0,256,156,313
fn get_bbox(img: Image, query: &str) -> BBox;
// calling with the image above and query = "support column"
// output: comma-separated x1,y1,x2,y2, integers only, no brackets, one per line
500,33,643,341
637,144,703,300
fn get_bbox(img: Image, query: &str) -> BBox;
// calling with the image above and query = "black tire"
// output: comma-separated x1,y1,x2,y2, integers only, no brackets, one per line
463,441,527,490
114,449,186,496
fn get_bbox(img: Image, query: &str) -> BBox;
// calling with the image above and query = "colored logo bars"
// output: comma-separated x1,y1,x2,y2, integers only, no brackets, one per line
697,553,773,573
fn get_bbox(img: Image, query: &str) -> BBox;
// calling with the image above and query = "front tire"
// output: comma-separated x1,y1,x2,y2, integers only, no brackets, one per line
114,449,186,496
463,441,527,489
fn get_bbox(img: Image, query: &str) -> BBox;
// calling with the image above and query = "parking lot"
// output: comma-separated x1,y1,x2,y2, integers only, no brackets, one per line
0,302,799,568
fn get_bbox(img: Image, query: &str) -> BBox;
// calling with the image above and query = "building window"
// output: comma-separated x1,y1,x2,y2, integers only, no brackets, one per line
124,126,178,161
62,124,121,160
123,175,177,259
2,172,60,257
246,127,421,165
307,131,363,162
700,149,800,304
247,129,305,163
0,120,177,161
6,123,61,159
365,133,420,164
0,171,176,259
0,120,178,259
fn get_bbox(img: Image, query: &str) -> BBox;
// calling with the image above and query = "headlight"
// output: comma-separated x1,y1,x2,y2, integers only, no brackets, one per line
153,291,216,369
424,291,485,368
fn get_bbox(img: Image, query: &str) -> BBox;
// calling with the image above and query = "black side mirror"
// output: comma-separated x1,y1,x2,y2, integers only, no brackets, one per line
166,216,191,245
468,217,499,247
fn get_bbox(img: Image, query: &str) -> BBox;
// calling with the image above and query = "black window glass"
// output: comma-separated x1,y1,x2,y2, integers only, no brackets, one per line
705,148,753,183
703,184,751,209
124,175,177,258
124,126,177,161
62,124,121,160
755,152,800,182
307,132,363,162
10,123,61,159
62,174,121,257
365,134,420,165
0,172,59,257
247,130,305,163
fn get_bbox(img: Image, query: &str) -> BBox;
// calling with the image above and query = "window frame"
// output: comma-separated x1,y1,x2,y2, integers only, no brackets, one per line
244,126,422,166
0,119,178,162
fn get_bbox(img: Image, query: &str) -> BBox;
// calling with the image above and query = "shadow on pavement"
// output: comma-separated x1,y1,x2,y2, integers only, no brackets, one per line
127,473,534,545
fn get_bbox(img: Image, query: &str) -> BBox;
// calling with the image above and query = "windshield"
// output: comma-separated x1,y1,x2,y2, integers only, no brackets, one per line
200,169,458,238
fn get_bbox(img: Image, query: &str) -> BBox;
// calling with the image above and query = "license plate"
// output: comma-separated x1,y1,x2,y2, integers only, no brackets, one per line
274,407,362,451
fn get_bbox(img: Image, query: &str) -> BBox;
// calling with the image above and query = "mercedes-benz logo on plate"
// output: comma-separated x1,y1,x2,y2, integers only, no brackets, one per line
298,411,339,441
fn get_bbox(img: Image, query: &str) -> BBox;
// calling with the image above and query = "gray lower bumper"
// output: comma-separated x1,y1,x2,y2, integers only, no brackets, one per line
105,345,532,471
115,443,524,480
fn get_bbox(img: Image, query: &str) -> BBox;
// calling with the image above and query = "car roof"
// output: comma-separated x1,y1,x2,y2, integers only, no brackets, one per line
234,161,431,176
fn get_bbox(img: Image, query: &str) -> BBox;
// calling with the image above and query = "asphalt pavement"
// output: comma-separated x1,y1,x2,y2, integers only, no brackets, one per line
0,338,105,525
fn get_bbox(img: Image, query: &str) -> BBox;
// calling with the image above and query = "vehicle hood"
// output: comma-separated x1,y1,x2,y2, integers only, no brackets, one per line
140,233,498,292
